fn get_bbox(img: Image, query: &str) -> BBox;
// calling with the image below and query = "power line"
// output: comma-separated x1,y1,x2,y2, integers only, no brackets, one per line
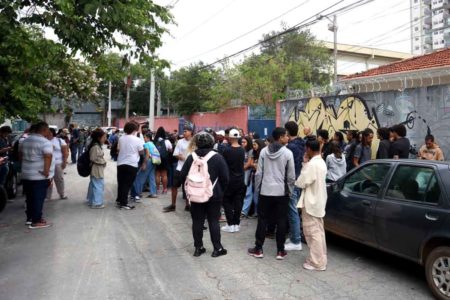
199,0,375,70
174,0,314,65
339,0,408,31
176,0,238,41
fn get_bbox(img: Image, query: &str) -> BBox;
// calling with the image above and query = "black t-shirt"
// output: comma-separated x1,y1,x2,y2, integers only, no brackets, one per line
222,146,245,182
390,137,410,159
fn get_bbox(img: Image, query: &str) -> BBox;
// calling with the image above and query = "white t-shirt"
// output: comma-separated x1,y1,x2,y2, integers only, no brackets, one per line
117,134,144,167
20,134,55,180
51,137,67,164
173,138,191,171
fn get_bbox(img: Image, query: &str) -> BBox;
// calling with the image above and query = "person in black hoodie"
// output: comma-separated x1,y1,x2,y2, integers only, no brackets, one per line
180,132,230,257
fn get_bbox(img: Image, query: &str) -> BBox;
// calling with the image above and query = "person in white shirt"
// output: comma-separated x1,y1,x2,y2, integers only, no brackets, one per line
116,122,145,210
296,138,328,271
46,128,68,200
20,122,54,229
163,125,193,212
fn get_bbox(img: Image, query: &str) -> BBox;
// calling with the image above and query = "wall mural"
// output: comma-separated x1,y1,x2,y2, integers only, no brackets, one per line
281,85,450,160
288,96,380,155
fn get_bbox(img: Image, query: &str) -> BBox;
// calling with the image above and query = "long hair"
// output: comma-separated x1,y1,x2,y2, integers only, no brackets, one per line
243,136,253,152
89,129,105,151
253,139,266,160
155,127,166,141
330,141,342,159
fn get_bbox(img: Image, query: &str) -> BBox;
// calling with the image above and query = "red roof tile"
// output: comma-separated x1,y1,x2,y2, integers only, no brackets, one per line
343,48,450,80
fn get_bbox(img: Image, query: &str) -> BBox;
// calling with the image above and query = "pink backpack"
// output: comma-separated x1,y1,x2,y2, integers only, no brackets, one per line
185,151,217,203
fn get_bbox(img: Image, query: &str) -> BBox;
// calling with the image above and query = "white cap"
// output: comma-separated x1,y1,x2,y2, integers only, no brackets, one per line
216,130,225,136
229,129,241,139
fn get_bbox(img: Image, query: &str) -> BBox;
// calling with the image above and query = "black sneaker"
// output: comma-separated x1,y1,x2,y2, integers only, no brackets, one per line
163,204,176,213
276,250,287,260
119,204,135,210
211,248,227,257
193,247,206,257
248,247,264,258
184,205,191,212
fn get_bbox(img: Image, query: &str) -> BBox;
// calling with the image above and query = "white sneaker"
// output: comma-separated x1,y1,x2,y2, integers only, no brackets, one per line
234,225,240,232
284,241,303,251
134,196,140,200
221,225,235,233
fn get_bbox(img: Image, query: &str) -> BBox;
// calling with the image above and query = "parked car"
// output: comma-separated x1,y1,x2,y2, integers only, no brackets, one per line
326,159,450,300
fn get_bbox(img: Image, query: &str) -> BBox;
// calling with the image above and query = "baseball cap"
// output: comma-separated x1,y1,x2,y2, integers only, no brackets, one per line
183,124,193,132
216,130,225,136
229,129,241,139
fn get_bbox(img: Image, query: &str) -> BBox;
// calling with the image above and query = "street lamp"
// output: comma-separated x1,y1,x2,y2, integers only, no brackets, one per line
318,15,338,87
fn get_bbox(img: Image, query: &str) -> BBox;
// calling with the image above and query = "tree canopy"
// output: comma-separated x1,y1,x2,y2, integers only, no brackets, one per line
0,0,172,121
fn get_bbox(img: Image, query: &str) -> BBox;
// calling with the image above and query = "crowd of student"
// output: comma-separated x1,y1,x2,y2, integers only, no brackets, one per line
0,118,446,271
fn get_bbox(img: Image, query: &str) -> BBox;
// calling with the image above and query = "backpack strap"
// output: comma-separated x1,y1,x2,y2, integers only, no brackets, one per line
203,151,216,162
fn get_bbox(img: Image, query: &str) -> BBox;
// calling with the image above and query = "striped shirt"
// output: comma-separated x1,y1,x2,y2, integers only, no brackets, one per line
20,134,54,180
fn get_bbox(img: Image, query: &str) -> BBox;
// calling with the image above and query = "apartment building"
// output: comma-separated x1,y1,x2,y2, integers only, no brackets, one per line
411,0,450,54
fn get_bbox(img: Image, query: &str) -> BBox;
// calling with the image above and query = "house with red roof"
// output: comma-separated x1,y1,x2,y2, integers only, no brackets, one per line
339,48,450,93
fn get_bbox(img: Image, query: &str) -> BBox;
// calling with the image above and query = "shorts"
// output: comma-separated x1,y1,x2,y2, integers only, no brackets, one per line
156,158,169,171
173,170,183,188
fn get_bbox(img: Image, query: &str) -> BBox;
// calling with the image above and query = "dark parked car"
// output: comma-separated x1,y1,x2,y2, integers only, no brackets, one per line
326,159,450,300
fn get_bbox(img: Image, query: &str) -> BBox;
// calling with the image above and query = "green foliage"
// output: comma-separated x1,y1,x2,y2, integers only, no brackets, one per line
0,0,172,121
167,63,222,115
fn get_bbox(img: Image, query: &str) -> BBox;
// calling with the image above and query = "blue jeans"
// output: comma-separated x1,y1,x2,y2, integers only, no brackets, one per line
23,179,49,222
70,144,78,163
287,187,302,244
0,163,9,187
131,161,156,197
148,163,157,195
242,181,253,216
87,176,104,206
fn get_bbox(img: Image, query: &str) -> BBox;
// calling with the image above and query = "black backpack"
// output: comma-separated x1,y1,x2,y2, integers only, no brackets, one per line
77,151,91,177
156,140,168,159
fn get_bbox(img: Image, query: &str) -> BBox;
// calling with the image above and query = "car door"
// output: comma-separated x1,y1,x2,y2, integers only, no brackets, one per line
326,162,392,246
375,164,447,260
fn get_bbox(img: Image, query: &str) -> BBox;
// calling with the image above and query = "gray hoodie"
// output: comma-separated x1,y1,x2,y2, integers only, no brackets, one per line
326,153,347,181
255,142,295,197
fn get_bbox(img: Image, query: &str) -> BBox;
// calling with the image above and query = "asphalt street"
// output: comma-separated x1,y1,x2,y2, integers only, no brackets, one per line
0,156,434,300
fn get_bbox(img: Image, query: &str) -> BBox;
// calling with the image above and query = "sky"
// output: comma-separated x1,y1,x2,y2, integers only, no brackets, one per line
154,0,412,70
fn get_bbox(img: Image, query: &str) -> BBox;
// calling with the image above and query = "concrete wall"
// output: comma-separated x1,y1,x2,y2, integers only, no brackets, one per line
118,106,249,133
279,84,450,159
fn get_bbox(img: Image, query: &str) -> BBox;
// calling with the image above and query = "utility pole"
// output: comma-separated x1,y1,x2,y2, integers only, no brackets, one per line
328,15,338,86
125,55,131,120
149,69,155,130
318,14,338,87
156,82,161,117
107,81,112,127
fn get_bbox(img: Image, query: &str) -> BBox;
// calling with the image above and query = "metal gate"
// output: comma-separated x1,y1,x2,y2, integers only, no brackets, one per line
248,119,276,138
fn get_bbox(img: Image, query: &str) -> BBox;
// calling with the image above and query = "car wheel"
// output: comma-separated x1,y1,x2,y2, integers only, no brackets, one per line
425,246,450,300
6,174,17,199
0,186,7,213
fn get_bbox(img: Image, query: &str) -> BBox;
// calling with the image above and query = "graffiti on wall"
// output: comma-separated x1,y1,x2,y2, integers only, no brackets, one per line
289,96,379,138
281,86,450,160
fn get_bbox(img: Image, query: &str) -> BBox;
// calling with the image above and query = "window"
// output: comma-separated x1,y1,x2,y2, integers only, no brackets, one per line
343,163,391,196
386,165,440,204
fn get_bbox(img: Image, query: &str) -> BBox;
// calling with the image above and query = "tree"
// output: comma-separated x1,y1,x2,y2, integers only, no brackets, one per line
0,24,99,121
237,29,332,106
168,63,221,115
0,0,172,121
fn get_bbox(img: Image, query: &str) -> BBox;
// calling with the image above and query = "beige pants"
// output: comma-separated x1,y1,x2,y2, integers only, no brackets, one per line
47,164,65,199
302,210,327,269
